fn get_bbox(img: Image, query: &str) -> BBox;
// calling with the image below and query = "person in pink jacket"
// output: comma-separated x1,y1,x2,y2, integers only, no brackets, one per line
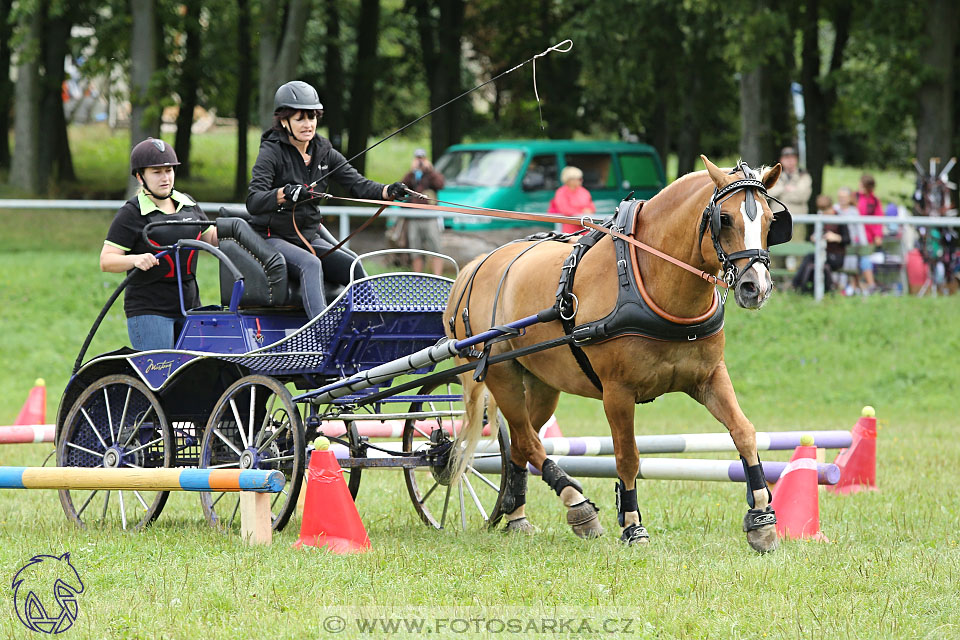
857,174,884,246
548,166,596,234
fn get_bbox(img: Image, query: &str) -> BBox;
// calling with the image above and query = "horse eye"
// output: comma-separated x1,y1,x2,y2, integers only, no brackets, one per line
720,214,733,227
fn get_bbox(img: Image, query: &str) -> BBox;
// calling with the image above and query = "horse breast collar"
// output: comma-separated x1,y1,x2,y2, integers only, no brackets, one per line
557,199,725,349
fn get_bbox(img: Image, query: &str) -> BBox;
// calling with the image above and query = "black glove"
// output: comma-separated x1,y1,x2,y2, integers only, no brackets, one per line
386,181,408,200
283,183,310,203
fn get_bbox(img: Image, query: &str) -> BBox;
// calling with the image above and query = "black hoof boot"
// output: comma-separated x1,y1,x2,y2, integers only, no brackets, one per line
620,523,650,545
743,506,778,554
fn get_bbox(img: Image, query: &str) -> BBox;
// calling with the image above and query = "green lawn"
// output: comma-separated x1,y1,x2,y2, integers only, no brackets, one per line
1,211,958,638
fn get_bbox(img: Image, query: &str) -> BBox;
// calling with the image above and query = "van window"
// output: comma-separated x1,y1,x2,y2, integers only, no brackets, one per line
523,154,558,191
619,153,662,190
565,154,615,191
435,149,525,187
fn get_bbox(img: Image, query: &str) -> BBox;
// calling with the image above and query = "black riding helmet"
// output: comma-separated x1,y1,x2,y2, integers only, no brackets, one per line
130,138,180,200
273,80,324,114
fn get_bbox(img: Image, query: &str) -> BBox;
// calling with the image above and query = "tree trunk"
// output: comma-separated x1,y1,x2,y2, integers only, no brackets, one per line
234,0,253,200
130,0,160,195
9,10,43,193
739,68,769,166
0,0,13,169
323,0,345,151
916,0,957,169
174,1,203,178
800,0,825,213
257,0,311,131
345,0,381,176
413,0,465,157
40,9,75,185
437,0,465,151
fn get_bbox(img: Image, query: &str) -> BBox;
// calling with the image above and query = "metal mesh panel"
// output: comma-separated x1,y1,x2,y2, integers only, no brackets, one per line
62,383,167,469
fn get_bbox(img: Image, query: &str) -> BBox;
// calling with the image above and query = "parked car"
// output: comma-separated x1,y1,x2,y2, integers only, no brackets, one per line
432,140,666,230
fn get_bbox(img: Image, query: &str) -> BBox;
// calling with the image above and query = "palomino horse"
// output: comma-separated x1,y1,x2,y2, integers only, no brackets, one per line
444,156,787,553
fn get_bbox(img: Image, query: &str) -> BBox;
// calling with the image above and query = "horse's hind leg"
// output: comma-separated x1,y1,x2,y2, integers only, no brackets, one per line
486,364,602,538
603,382,649,545
696,362,778,553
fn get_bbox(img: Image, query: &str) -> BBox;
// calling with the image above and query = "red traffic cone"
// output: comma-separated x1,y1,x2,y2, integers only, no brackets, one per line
827,407,878,495
538,414,563,439
771,438,828,541
294,449,370,554
14,378,46,426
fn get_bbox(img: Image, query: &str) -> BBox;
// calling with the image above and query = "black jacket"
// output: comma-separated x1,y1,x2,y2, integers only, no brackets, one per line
246,128,385,248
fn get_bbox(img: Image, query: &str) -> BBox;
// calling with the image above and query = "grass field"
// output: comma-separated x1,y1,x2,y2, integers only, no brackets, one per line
1,204,959,639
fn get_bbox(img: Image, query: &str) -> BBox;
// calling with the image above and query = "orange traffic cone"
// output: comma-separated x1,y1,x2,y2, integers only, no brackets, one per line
771,437,828,541
538,414,563,439
14,378,46,426
294,449,370,554
827,407,878,495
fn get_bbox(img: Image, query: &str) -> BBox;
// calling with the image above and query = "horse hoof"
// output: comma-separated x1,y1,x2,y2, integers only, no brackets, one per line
746,524,779,554
619,523,649,545
567,501,603,539
504,517,536,534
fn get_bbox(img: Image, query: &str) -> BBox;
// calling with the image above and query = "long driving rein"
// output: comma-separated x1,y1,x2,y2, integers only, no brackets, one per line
308,168,793,292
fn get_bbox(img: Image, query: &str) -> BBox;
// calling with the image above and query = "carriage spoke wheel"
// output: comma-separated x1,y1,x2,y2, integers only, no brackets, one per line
402,380,508,530
57,374,173,531
199,375,304,533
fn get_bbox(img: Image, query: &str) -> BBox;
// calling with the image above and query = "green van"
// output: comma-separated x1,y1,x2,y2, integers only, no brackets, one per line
432,140,666,230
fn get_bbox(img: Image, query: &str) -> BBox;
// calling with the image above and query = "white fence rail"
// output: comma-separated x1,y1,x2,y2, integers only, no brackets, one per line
4,200,960,301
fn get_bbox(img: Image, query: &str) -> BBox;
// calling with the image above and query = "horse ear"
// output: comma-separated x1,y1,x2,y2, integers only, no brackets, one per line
762,163,782,190
700,155,727,186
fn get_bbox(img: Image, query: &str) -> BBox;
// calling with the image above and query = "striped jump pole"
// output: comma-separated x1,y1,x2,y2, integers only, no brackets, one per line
0,467,283,545
0,467,286,492
0,424,55,444
471,430,853,456
469,456,841,485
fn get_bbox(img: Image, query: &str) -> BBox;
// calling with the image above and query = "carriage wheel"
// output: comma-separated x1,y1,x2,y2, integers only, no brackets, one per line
57,374,173,531
198,375,304,532
402,380,508,530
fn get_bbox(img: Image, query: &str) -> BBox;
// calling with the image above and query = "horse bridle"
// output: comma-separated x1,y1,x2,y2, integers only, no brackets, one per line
698,162,792,288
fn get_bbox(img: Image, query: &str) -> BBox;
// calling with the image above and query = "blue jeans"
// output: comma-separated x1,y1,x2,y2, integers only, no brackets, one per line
127,315,180,351
266,237,366,318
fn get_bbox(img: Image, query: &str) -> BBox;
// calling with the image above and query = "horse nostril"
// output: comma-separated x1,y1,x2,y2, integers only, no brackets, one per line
740,281,758,298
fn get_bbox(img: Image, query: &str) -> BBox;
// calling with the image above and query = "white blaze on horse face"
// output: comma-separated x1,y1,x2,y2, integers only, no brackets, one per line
740,195,769,281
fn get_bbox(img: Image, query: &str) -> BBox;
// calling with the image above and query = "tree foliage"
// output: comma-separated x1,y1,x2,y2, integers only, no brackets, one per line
3,0,958,198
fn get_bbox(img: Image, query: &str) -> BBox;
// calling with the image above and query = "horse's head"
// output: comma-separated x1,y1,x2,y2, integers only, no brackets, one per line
699,155,791,309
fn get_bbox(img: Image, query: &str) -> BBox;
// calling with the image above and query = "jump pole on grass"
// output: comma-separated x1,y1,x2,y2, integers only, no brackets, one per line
468,456,841,485
0,424,55,444
533,430,853,456
0,467,283,545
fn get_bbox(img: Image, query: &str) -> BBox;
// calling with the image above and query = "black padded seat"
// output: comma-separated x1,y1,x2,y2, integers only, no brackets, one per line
215,210,345,309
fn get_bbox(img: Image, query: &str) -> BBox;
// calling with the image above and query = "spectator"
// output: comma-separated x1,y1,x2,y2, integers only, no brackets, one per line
767,146,812,236
401,148,446,275
548,166,596,234
815,194,850,274
856,174,884,294
792,194,849,294
835,186,867,295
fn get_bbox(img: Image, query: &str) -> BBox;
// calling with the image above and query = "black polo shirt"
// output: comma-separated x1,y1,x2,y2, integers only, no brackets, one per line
104,190,210,318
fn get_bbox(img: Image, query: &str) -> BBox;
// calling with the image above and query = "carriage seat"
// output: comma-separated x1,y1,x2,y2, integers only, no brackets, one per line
215,208,345,309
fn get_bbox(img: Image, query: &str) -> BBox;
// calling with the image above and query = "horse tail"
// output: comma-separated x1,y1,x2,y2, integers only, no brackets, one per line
448,371,488,485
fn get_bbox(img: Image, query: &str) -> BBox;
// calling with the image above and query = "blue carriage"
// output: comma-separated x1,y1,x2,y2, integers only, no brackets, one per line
56,212,509,533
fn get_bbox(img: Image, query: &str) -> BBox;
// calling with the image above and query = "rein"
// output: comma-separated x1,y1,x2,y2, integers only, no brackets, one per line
313,193,732,290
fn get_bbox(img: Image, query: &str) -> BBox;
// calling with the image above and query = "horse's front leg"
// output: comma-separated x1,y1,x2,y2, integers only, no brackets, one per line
603,381,649,545
696,362,778,553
